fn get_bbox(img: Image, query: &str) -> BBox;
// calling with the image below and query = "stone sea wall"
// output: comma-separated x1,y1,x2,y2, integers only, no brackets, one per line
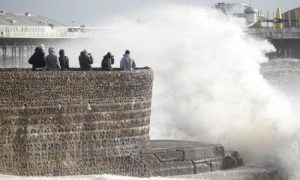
0,68,153,176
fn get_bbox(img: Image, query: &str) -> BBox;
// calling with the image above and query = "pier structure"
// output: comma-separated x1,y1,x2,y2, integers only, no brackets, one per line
247,28,300,58
247,7,300,59
215,2,300,59
0,11,101,68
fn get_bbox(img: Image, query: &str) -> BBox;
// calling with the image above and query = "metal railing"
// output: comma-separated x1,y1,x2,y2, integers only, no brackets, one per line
0,31,100,39
247,28,300,39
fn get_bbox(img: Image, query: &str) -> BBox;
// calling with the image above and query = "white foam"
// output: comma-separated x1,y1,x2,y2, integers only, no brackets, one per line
84,5,300,165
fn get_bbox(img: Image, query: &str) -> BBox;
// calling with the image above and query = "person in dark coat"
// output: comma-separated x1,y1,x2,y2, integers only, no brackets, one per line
45,47,60,71
59,49,70,70
79,50,93,70
28,44,46,71
101,52,114,70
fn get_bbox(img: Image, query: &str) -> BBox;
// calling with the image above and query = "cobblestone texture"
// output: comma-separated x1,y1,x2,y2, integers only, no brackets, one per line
0,68,153,176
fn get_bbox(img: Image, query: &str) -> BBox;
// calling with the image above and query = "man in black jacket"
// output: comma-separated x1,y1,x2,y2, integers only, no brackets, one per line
28,44,46,71
79,50,93,70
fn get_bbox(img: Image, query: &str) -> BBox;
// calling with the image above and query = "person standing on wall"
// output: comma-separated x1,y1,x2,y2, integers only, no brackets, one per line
120,50,136,70
101,52,114,70
45,47,61,71
59,49,69,70
28,44,46,71
79,50,93,70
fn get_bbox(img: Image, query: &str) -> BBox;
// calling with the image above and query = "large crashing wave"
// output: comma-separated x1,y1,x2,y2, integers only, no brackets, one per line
86,5,300,165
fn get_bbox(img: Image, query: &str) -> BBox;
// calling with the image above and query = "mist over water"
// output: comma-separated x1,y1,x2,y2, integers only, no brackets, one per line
261,59,300,178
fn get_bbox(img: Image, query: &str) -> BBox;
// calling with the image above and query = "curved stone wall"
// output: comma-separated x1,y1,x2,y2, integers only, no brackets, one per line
0,68,153,176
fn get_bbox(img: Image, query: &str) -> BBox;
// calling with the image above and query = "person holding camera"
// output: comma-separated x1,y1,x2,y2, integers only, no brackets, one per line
79,49,94,70
101,52,114,70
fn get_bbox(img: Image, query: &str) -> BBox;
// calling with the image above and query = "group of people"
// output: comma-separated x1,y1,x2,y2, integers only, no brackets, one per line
78,49,136,71
28,44,136,71
28,44,69,71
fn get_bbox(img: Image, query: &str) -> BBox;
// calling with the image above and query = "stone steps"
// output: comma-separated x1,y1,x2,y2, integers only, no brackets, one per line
141,140,243,177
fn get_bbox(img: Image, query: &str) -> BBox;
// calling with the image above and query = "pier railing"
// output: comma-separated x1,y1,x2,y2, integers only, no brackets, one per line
247,28,300,39
0,31,99,39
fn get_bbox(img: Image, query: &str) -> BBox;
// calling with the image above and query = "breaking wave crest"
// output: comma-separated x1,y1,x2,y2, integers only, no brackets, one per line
85,4,300,167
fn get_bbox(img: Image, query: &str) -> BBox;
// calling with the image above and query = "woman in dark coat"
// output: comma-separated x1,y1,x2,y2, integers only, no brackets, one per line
28,45,46,71
59,49,70,70
101,52,114,70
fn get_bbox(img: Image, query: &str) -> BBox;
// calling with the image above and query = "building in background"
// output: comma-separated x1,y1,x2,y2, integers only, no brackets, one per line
215,3,300,59
282,7,300,28
0,10,101,68
246,7,300,59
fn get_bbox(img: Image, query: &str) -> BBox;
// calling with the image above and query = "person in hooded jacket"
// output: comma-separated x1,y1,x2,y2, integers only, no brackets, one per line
59,49,70,70
79,50,93,70
45,47,61,71
120,50,136,70
101,52,114,70
28,44,46,71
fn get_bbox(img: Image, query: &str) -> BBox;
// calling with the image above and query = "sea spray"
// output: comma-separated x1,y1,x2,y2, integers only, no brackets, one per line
261,59,300,179
33,4,300,179
78,4,300,165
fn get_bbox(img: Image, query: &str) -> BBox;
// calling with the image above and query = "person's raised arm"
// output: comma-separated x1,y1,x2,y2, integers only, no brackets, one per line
89,54,94,64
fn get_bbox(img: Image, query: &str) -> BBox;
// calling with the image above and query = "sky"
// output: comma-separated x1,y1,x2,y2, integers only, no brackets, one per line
0,0,300,25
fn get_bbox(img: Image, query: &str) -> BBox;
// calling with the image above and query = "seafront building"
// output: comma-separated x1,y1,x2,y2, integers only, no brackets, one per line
216,3,300,59
0,11,101,68
247,7,300,58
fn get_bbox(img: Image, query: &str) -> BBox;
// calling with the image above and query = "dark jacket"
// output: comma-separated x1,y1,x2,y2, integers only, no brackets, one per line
79,51,93,70
59,52,70,71
101,54,114,70
59,56,69,70
28,47,46,71
59,49,69,70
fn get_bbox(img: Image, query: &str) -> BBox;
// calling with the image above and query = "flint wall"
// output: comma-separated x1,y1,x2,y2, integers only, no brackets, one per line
0,68,153,176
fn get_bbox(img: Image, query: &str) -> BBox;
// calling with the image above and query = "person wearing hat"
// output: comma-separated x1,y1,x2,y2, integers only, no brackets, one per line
120,50,136,70
28,44,46,71
101,52,114,70
79,49,94,70
45,47,61,71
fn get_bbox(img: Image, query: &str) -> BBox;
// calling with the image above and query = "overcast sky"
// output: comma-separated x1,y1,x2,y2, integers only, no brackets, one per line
1,0,299,25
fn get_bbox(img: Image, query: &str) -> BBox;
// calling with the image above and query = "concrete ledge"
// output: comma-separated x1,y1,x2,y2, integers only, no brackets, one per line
175,166,286,180
141,140,243,177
